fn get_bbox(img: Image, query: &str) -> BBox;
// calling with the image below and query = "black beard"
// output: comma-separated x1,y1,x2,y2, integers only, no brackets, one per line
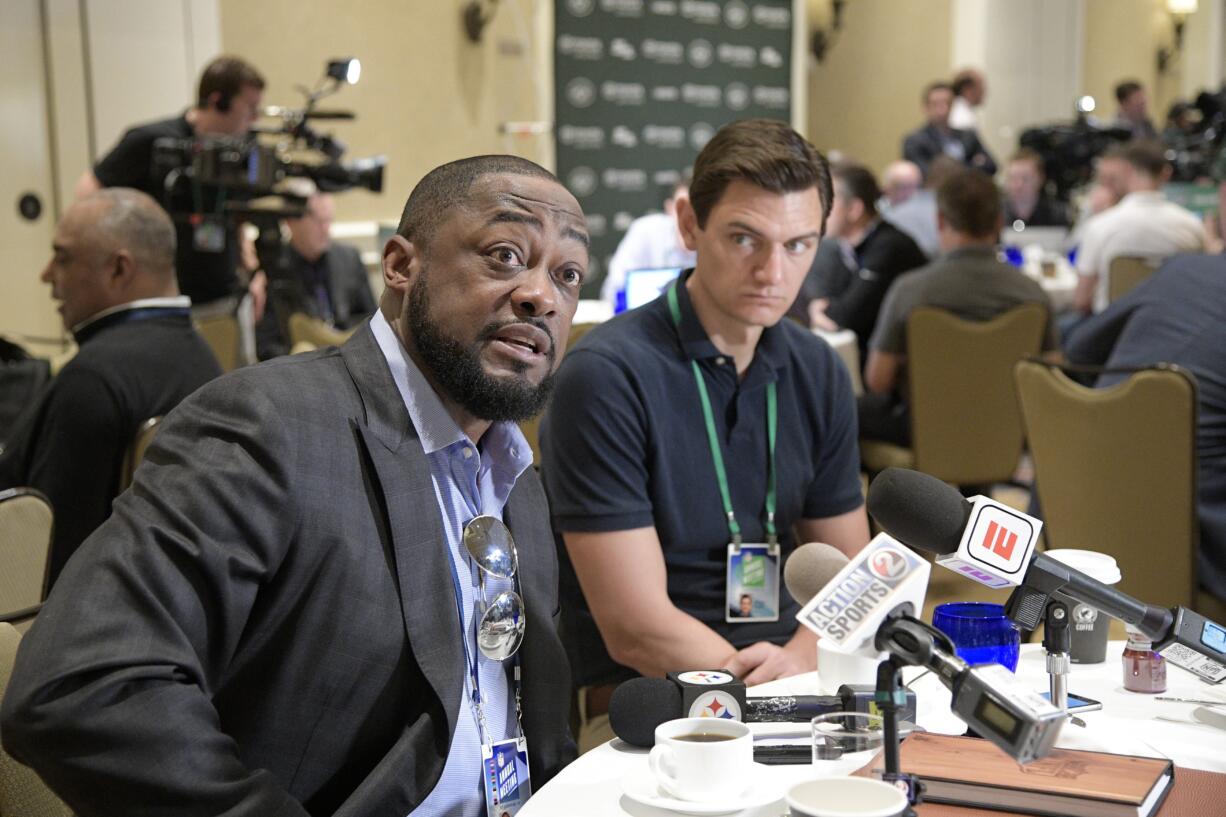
406,274,557,423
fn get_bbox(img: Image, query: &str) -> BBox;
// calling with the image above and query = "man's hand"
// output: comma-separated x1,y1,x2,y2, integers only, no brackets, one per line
249,270,267,323
723,639,814,686
808,298,839,332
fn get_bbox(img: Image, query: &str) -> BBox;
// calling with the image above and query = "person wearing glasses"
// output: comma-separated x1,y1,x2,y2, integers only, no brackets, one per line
540,119,871,753
255,188,378,360
3,156,588,816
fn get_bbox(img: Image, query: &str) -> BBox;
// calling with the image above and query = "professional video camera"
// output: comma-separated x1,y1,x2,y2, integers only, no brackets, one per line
152,58,384,212
1018,98,1131,202
1161,89,1226,182
152,59,385,348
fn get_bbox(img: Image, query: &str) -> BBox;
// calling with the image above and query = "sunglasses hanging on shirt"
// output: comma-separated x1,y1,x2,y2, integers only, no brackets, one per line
463,515,526,660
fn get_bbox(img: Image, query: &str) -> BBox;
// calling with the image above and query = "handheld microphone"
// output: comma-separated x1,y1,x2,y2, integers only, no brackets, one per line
866,468,1226,667
606,677,913,747
792,534,930,651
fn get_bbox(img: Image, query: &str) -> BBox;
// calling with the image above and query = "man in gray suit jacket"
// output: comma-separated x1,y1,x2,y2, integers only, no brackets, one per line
1,155,589,816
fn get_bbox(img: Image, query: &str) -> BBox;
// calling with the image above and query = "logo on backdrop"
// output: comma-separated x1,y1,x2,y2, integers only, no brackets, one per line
687,38,714,68
566,0,595,16
724,0,749,28
567,167,598,197
565,77,596,108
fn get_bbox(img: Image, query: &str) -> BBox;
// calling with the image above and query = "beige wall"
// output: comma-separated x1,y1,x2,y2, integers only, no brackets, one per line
806,0,953,174
219,0,551,225
1082,0,1174,125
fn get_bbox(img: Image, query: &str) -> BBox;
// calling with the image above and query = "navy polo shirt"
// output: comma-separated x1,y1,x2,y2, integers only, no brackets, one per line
540,270,863,687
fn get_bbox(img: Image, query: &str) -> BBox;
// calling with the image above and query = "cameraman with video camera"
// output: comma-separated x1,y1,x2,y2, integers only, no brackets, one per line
74,56,267,320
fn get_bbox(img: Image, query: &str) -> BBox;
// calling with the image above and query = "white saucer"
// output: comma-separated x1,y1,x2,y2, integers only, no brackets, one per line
620,763,781,815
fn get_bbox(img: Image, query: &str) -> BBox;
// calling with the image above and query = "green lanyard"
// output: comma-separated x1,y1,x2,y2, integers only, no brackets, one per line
667,284,778,546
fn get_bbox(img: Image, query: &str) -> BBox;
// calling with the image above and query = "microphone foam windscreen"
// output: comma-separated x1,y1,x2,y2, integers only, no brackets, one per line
784,542,850,604
866,468,970,555
608,677,680,748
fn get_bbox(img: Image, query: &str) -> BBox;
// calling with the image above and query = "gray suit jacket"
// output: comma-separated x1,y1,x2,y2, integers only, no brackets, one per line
1,324,575,816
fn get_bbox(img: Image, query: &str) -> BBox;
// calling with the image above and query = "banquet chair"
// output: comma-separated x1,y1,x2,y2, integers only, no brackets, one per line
860,303,1048,488
119,416,162,493
288,312,356,350
521,322,599,465
1107,255,1161,304
0,488,53,628
193,311,242,372
1014,360,1200,611
0,623,74,817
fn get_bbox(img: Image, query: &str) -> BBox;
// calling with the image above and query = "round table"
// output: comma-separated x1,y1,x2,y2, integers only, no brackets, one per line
519,641,1226,816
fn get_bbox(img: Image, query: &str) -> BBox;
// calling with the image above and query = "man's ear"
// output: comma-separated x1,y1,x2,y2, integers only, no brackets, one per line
109,250,135,288
674,196,700,252
382,235,420,294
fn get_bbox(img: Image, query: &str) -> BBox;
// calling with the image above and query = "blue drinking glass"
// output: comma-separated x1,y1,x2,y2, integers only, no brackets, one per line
932,602,1021,672
1003,245,1024,267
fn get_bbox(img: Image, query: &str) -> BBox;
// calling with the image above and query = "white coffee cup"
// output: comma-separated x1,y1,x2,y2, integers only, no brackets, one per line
787,777,909,817
648,717,753,802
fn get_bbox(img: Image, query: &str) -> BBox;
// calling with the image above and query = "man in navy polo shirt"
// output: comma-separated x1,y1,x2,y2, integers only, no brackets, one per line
540,119,870,752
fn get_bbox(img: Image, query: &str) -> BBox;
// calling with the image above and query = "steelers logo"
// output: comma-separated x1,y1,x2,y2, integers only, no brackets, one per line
688,691,743,720
677,670,733,685
724,0,749,28
566,0,595,17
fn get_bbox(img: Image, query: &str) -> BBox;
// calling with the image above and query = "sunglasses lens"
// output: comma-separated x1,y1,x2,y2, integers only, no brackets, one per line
477,590,525,660
464,515,517,579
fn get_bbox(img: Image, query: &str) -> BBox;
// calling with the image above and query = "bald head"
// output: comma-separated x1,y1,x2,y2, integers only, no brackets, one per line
882,161,922,206
75,188,177,277
43,188,179,330
397,155,560,255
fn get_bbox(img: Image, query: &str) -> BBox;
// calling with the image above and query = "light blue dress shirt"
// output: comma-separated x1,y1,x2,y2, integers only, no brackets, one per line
371,312,533,817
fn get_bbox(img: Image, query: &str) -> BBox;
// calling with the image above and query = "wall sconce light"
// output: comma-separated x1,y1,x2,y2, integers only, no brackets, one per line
811,0,848,63
1158,0,1198,73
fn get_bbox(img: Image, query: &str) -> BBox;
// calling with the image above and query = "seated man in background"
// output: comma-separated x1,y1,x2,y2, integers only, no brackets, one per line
1066,253,1226,604
859,169,1058,446
806,163,928,360
882,155,963,260
902,81,997,179
0,189,221,588
540,119,869,752
1002,148,1071,229
880,160,923,209
1072,141,1203,318
256,189,377,359
3,156,583,816
600,175,696,307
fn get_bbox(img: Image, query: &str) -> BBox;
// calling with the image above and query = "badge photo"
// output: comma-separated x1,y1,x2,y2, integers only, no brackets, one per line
725,543,780,623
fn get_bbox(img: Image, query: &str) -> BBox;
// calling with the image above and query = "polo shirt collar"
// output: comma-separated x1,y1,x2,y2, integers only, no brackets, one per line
665,268,788,375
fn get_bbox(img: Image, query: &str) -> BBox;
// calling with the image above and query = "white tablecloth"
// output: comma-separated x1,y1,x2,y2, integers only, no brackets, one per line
519,641,1226,816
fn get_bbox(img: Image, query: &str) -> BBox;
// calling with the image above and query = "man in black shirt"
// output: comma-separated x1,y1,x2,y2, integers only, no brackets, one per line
541,120,868,751
805,163,928,358
75,56,266,309
0,189,222,586
256,191,377,359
